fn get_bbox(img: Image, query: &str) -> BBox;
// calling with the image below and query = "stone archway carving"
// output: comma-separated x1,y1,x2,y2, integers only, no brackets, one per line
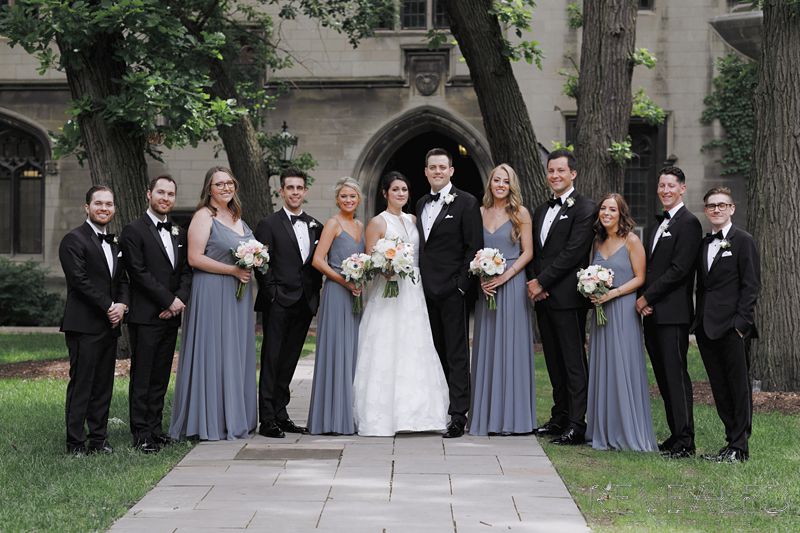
352,106,493,217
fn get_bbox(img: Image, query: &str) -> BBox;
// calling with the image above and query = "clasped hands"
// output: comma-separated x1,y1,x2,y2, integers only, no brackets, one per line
526,279,549,302
159,297,186,320
107,302,126,327
635,296,653,317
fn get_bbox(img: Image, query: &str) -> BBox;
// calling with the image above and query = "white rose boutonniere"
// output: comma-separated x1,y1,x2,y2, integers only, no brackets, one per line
443,192,457,205
171,226,180,237
113,235,119,245
566,197,575,208
309,220,319,229
720,239,731,250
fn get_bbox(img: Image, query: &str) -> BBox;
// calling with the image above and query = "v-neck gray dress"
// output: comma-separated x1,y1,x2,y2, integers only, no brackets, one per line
169,217,258,441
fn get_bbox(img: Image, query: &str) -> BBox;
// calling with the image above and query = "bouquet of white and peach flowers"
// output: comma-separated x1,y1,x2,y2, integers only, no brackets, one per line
576,264,615,326
469,248,506,310
231,239,270,300
369,237,416,298
341,252,373,313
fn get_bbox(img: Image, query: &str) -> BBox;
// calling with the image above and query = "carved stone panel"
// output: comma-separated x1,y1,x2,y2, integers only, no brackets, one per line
404,48,450,97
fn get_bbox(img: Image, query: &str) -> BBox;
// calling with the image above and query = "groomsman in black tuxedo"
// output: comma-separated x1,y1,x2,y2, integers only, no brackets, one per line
527,149,595,445
120,176,192,453
692,187,760,463
59,186,129,455
416,147,483,439
637,166,703,458
254,168,323,438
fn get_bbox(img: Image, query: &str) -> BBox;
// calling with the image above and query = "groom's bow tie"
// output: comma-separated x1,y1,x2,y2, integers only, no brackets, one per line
156,221,172,232
546,197,562,208
429,192,441,202
97,233,115,244
289,214,306,225
705,230,724,243
655,210,671,223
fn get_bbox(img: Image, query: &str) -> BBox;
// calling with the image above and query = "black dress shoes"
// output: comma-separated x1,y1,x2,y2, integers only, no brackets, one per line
704,446,748,463
660,446,695,459
87,441,114,455
550,428,585,446
153,434,177,447
134,440,159,454
534,422,563,436
442,420,466,439
258,422,286,438
657,437,676,452
67,445,86,457
277,419,309,434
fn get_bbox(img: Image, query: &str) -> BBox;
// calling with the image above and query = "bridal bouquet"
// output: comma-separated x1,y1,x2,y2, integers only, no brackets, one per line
231,239,270,300
469,248,506,310
369,237,416,298
576,264,615,326
341,252,373,313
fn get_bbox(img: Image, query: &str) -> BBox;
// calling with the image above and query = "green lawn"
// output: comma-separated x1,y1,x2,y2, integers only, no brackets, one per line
0,333,68,364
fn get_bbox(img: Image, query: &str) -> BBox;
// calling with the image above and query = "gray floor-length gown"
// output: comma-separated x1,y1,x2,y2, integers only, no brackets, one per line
169,217,258,441
307,230,364,435
469,220,536,436
585,243,657,451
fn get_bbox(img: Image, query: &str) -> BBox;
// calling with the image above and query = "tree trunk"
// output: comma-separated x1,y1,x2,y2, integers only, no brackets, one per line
575,0,637,201
747,0,800,391
444,0,547,207
208,60,274,227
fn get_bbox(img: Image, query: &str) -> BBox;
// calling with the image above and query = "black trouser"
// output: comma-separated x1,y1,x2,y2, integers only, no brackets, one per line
696,325,752,453
64,330,117,451
259,299,312,424
644,320,694,450
425,290,470,424
535,304,588,434
128,322,179,444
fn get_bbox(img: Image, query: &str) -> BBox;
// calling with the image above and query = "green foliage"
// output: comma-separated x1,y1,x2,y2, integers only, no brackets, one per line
701,54,757,176
550,141,575,152
566,2,583,29
559,68,579,98
631,47,657,69
631,88,666,125
0,259,63,327
607,137,633,166
489,0,544,68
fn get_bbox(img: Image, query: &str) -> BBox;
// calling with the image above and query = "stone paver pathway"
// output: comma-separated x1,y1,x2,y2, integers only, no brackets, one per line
110,358,590,532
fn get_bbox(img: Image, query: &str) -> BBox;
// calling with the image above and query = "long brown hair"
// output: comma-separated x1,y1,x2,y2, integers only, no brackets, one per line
594,193,636,242
482,163,524,243
197,166,242,220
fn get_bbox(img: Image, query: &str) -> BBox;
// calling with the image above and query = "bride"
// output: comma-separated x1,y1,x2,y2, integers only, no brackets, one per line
353,171,449,436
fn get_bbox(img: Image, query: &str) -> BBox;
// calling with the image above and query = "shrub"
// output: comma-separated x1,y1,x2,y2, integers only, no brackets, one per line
0,258,64,326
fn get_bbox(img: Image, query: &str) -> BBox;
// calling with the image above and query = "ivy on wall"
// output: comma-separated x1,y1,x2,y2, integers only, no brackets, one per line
701,54,758,176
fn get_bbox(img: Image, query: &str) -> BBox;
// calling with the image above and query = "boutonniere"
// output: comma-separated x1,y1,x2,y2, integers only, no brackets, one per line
720,239,731,249
113,236,119,245
309,220,319,229
565,197,575,208
171,226,180,237
443,192,456,205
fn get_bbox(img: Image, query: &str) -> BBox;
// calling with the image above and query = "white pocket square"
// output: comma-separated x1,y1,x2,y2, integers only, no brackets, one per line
722,251,733,257
559,214,569,220
661,231,672,238
117,252,123,257
178,244,183,248
314,240,319,245
445,214,454,219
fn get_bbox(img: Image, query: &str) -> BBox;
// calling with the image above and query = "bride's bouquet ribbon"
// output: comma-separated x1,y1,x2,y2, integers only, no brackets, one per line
469,247,506,310
231,239,270,300
369,236,417,298
576,264,615,326
341,252,372,313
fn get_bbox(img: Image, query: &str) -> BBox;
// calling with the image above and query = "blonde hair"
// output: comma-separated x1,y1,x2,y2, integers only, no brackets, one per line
196,166,242,221
334,176,362,205
482,163,524,243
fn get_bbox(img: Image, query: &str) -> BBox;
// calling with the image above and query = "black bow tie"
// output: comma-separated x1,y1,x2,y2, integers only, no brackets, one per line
156,221,172,232
655,210,672,223
705,230,724,243
547,197,562,208
97,233,115,244
290,214,305,225
430,192,441,202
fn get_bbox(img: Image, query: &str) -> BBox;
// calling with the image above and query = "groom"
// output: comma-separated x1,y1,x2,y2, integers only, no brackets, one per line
416,148,483,438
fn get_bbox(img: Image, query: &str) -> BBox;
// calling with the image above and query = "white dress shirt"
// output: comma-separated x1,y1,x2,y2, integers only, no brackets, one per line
651,202,684,253
86,219,114,275
707,222,732,272
422,181,453,241
146,209,175,268
284,207,310,262
540,187,574,246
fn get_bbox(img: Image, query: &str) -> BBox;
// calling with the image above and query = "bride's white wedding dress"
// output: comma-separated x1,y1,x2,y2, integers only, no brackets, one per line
353,211,449,436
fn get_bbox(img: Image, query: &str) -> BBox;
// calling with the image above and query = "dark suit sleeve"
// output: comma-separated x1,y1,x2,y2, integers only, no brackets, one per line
536,198,595,290
643,215,703,305
59,232,113,312
120,225,174,310
457,196,484,292
176,230,193,303
254,217,272,287
115,254,130,307
734,234,760,334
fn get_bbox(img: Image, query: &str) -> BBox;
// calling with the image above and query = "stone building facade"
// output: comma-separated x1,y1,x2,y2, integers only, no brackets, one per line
0,0,752,280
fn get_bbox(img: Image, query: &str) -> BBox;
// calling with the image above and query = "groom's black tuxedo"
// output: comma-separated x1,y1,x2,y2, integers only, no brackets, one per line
691,225,760,454
641,205,702,452
59,221,129,451
416,186,483,423
120,213,192,445
526,190,595,435
254,210,323,425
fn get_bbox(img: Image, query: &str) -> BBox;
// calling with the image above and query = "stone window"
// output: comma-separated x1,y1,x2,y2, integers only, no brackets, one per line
376,1,450,31
639,0,654,10
0,122,45,254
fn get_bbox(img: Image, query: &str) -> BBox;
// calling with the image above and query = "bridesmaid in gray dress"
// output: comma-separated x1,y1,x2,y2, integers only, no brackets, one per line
169,167,258,441
308,177,364,435
585,193,657,451
470,164,536,436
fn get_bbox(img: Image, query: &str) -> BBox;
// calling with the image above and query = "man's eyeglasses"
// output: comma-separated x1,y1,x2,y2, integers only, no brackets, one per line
212,181,236,190
704,203,733,212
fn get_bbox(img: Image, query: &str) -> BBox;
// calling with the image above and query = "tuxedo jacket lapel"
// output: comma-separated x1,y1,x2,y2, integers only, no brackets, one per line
84,222,112,279
304,222,317,265
280,214,303,261
146,217,173,267
428,188,457,239
543,195,573,247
